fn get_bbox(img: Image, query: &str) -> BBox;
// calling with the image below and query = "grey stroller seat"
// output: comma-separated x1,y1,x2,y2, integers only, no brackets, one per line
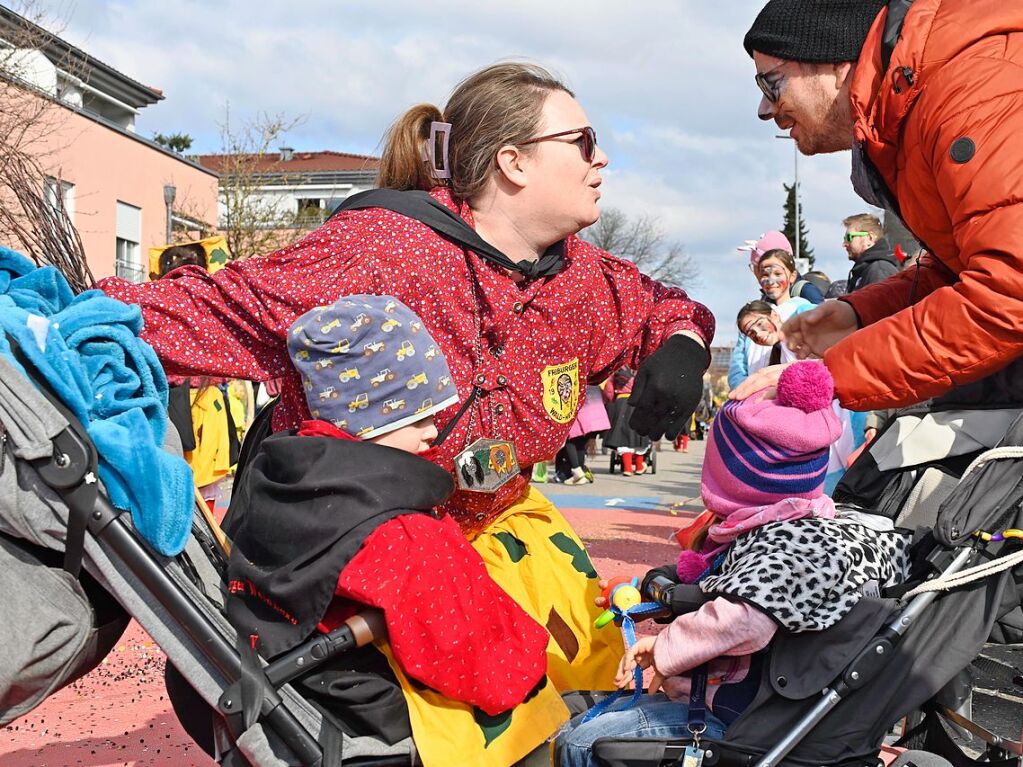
0,339,416,766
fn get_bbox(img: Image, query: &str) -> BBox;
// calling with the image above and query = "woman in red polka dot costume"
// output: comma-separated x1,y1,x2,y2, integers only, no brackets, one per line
100,62,715,740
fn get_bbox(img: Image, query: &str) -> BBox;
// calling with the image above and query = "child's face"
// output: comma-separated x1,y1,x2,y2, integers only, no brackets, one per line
756,256,795,302
370,415,438,454
739,311,782,347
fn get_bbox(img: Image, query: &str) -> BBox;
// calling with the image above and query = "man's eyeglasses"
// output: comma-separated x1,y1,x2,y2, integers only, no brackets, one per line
520,126,597,163
754,62,787,103
844,231,872,243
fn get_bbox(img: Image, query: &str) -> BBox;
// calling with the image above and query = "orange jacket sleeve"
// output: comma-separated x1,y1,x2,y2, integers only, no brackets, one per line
826,70,1023,411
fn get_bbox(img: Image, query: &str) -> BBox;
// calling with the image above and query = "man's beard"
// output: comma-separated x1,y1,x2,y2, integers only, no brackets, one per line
798,86,854,155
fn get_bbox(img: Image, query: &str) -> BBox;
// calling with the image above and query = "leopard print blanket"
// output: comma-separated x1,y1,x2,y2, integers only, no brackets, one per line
700,516,911,633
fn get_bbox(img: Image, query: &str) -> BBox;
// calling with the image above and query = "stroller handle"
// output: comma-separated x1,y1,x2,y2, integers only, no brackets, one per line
346,609,386,648
264,609,386,690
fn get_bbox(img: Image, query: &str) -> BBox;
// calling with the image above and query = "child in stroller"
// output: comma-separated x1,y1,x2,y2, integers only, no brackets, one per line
556,362,912,767
221,294,562,764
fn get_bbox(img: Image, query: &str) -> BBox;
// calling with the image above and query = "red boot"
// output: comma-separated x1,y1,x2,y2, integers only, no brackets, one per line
621,452,635,476
635,453,647,475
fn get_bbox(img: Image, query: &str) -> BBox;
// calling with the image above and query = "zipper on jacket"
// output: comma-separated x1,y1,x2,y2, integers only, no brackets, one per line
892,66,915,94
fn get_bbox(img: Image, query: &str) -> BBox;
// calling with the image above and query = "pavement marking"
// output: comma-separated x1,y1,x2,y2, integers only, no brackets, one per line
544,493,664,512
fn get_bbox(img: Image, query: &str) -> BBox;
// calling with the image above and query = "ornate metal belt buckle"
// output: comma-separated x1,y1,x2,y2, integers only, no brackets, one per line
454,438,519,493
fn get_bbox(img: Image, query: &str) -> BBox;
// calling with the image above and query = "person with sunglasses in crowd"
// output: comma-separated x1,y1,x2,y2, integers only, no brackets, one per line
842,213,898,294
735,0,1023,420
99,61,715,766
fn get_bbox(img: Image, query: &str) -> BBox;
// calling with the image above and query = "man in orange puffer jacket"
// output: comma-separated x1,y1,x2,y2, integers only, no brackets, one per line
737,0,1023,413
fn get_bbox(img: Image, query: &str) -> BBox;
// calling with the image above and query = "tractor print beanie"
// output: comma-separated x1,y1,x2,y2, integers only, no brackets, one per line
288,295,458,438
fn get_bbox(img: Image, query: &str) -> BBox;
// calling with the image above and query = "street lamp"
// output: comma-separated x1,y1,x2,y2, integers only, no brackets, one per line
163,184,176,245
775,135,800,267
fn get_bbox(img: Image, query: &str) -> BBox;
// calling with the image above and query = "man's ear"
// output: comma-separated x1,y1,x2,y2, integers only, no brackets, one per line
494,144,529,190
833,61,855,91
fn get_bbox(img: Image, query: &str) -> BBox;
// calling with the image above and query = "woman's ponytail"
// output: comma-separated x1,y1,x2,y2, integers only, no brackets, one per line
378,103,444,191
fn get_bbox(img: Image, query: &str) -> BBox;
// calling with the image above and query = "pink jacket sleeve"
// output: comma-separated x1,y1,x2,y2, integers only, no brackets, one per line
653,598,777,678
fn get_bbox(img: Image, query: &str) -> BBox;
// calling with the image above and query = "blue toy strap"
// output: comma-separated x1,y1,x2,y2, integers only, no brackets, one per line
581,601,666,723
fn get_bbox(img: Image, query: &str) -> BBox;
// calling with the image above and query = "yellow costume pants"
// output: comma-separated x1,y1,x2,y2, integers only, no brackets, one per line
379,486,622,767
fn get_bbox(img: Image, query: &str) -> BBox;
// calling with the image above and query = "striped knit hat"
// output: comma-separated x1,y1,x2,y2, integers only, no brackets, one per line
702,362,842,517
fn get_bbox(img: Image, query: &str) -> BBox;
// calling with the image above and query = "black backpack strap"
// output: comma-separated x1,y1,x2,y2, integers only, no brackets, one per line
331,188,565,278
881,0,914,72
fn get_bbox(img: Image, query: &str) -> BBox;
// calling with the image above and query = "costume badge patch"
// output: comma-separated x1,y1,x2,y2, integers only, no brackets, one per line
541,358,580,424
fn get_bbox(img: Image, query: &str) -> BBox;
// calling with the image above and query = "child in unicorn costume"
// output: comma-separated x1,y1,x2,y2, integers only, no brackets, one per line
556,361,910,767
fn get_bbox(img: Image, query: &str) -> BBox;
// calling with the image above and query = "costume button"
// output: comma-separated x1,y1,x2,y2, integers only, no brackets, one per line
489,346,504,359
475,373,486,385
512,301,525,314
495,403,505,415
475,512,486,521
496,375,508,386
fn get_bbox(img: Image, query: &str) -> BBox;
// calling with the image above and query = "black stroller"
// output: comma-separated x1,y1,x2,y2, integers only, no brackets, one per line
581,405,1023,767
5,326,1023,767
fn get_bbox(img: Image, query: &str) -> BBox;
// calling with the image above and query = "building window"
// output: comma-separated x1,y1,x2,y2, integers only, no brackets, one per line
115,201,144,282
296,197,326,225
44,177,75,224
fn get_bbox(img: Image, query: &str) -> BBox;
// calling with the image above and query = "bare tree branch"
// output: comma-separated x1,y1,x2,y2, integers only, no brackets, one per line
581,207,700,290
0,150,92,291
0,4,92,291
214,104,315,259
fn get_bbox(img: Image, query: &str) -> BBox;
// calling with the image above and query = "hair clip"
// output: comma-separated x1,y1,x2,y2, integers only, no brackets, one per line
427,121,452,179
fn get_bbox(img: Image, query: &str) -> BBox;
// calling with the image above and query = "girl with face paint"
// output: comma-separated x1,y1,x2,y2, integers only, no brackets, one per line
737,300,784,348
728,253,815,391
755,248,799,305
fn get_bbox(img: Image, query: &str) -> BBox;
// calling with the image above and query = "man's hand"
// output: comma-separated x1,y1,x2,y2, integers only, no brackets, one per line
614,635,665,693
782,301,859,359
728,362,791,402
629,334,709,440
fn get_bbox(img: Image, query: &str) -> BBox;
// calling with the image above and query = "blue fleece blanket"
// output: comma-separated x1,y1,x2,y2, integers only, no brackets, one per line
0,247,192,556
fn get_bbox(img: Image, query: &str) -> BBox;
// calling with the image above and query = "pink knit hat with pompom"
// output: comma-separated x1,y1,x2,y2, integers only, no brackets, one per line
701,361,842,517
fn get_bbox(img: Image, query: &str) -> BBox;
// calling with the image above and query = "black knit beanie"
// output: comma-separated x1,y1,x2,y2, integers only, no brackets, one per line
743,0,887,63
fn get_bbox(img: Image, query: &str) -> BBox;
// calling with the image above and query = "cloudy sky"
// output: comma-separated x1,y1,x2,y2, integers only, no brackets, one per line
41,0,880,342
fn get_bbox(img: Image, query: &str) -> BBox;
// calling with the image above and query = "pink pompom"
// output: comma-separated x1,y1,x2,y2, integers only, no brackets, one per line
776,361,834,413
677,549,710,584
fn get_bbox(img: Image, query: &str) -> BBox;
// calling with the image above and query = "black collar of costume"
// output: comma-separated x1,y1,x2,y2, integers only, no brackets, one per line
331,188,567,279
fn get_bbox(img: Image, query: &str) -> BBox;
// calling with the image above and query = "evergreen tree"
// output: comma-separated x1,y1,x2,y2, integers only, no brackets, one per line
782,182,814,268
153,132,194,153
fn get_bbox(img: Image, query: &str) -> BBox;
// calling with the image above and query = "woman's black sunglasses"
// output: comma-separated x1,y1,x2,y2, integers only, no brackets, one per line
520,126,597,162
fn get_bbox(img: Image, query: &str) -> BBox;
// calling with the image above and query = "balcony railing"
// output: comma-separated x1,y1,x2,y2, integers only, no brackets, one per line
114,259,147,283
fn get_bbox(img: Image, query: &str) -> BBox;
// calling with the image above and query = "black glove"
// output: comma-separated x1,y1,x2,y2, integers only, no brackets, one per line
628,335,709,440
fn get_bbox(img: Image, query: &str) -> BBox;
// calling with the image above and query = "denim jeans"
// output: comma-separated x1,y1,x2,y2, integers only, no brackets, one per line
554,694,728,767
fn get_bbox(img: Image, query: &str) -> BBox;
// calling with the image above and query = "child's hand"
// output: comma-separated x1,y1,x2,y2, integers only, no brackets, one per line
614,635,659,689
595,579,609,608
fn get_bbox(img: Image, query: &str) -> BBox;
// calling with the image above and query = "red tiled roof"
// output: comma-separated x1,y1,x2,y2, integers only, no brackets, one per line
196,150,380,174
